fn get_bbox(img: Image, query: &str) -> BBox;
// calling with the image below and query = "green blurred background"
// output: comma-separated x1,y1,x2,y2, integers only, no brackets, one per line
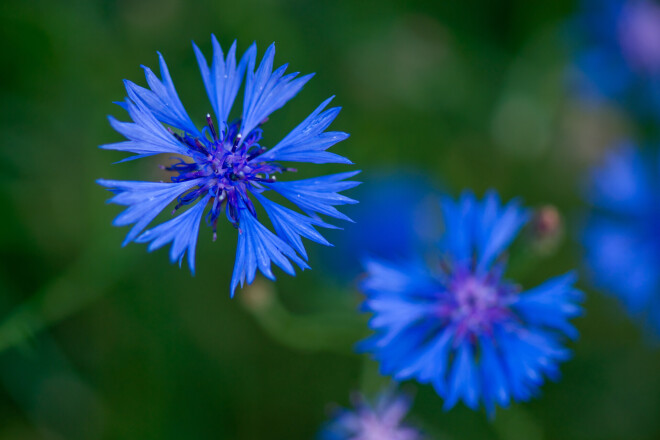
1,0,659,438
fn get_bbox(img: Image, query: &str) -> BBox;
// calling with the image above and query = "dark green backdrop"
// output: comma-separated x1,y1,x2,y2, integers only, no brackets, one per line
1,0,659,439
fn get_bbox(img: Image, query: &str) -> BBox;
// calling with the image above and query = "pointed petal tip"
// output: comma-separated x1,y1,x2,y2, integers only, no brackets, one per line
442,399,457,412
261,270,277,281
111,156,143,164
563,270,579,284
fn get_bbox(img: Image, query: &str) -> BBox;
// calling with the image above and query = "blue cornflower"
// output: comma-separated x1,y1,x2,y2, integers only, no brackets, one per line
98,36,358,295
319,389,423,440
321,171,441,279
358,191,584,415
570,0,660,118
583,142,660,335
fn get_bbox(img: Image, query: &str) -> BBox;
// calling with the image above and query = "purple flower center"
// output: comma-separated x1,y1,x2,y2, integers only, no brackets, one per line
619,1,660,74
439,268,517,341
164,115,293,237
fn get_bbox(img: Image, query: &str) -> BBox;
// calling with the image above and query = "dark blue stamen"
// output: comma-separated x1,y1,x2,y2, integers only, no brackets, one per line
162,114,295,234
206,114,218,141
231,134,242,152
247,145,266,161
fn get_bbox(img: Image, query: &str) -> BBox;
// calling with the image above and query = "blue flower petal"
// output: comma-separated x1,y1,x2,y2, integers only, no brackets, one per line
253,192,332,259
575,47,633,100
513,272,584,339
443,342,480,410
582,143,660,336
587,144,653,215
241,43,314,138
193,36,253,131
371,322,435,377
440,191,476,266
127,52,201,136
497,327,570,402
101,96,191,159
393,327,452,387
584,216,659,313
569,0,660,119
97,178,204,245
264,171,360,222
258,96,351,164
475,191,530,271
135,195,209,274
230,201,309,297
479,335,510,417
360,258,437,298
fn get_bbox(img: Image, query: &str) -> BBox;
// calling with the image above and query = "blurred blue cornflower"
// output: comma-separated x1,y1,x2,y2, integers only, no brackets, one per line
319,389,423,440
583,142,660,335
570,0,660,118
98,36,358,295
321,171,442,279
358,191,584,416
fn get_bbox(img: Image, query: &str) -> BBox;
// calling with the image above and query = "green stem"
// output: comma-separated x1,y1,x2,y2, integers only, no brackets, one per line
240,280,366,354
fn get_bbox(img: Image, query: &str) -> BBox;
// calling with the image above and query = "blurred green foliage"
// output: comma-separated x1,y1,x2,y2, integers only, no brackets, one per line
1,0,659,439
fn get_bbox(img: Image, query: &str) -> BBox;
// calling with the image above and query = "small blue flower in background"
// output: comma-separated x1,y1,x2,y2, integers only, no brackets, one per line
358,191,584,416
98,36,358,295
319,389,423,440
583,142,660,335
320,171,442,280
570,0,660,118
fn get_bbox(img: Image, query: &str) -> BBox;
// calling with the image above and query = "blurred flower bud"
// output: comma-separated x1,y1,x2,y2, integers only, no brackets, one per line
239,279,274,312
528,205,564,255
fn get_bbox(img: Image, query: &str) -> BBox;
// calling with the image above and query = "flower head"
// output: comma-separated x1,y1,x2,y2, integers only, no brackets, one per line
570,0,660,118
320,171,441,279
319,389,423,440
583,143,660,335
98,36,358,295
358,191,583,415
